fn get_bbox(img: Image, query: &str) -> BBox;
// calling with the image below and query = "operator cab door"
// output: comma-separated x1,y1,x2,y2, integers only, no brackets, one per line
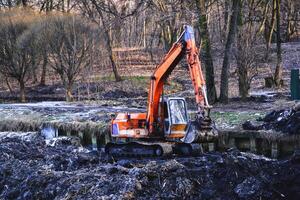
164,98,188,137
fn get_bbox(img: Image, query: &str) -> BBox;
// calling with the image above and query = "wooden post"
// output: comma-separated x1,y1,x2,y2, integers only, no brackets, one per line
229,138,236,148
208,143,215,152
92,133,97,151
66,131,71,137
55,128,59,137
105,132,110,144
250,138,257,153
143,11,146,48
271,142,278,158
78,131,84,141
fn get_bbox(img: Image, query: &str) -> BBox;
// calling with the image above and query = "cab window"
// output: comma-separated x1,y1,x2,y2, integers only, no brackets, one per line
168,99,188,124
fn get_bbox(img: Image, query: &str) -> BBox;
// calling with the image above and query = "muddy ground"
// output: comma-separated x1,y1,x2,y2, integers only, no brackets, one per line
0,99,299,199
0,133,299,200
0,70,299,199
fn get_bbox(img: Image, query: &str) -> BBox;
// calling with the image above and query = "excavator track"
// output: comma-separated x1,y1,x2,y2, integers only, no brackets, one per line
105,142,173,157
105,142,204,157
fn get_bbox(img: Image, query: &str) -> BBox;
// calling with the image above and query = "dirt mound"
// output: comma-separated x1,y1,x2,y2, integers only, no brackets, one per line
0,134,300,199
243,103,300,134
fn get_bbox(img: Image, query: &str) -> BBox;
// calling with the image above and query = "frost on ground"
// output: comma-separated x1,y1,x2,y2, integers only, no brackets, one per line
0,101,144,124
0,133,300,200
0,99,292,132
0,102,145,134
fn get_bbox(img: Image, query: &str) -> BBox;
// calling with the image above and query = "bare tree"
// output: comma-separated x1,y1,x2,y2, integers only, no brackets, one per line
80,0,149,81
264,0,276,60
152,0,184,51
0,0,78,11
236,30,259,100
44,14,96,101
274,0,282,87
219,0,241,103
0,10,41,102
80,0,128,82
39,49,48,86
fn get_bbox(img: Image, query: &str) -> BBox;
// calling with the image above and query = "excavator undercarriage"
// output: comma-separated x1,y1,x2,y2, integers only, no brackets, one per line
105,141,209,157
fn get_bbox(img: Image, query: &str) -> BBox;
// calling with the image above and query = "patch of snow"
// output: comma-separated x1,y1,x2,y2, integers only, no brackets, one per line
41,126,57,139
45,136,81,147
241,152,275,161
0,132,38,141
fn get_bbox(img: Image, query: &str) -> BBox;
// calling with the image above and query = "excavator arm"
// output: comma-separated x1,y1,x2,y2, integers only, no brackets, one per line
146,25,210,135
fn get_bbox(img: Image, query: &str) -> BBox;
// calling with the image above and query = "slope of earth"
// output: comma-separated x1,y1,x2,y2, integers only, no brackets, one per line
0,133,299,200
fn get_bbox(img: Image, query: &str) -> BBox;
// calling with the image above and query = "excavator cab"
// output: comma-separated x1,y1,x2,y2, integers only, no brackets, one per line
162,97,189,138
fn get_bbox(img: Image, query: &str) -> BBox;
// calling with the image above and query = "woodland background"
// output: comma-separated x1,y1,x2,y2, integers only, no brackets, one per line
0,0,299,103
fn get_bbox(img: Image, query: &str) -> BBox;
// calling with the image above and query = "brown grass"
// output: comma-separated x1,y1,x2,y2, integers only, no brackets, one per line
0,119,110,136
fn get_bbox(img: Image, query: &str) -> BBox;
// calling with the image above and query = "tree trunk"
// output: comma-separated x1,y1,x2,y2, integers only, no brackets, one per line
265,0,276,60
274,0,282,87
31,53,38,84
40,52,47,86
19,80,26,103
65,82,73,102
32,69,38,84
238,63,250,100
236,4,249,101
286,0,291,41
5,77,13,93
196,0,217,104
223,0,230,42
143,14,146,48
109,52,122,82
104,29,121,82
21,0,27,7
219,0,241,103
95,4,122,82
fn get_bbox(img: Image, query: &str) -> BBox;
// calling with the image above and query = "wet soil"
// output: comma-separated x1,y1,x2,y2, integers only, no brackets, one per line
243,103,300,134
1,133,299,200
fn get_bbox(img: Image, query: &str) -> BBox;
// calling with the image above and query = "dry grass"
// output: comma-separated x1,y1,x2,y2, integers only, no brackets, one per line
0,119,109,136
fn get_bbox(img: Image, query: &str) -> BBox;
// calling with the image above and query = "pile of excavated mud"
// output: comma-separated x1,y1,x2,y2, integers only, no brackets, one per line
1,133,300,199
243,103,300,134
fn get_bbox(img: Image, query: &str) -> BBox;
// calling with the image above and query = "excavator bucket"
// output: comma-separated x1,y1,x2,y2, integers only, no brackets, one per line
182,118,218,143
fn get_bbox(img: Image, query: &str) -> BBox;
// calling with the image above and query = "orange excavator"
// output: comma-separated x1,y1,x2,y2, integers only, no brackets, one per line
105,25,218,157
